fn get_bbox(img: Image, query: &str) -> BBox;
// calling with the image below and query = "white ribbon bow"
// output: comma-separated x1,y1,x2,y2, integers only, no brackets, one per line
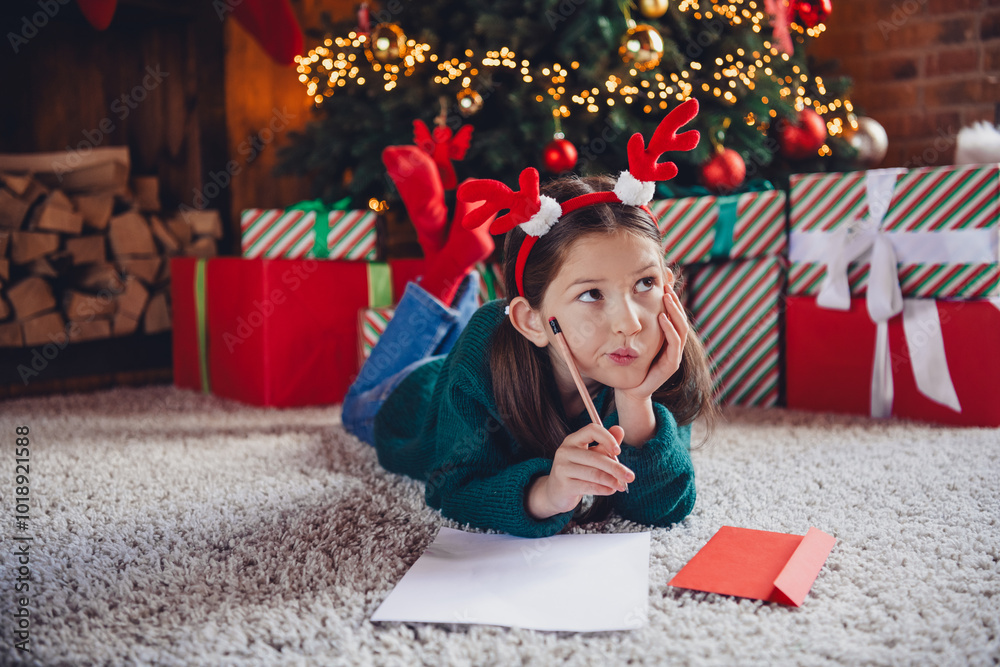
792,168,964,418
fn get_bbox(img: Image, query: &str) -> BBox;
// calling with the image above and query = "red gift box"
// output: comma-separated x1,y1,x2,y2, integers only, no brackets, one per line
171,257,423,407
786,296,1000,427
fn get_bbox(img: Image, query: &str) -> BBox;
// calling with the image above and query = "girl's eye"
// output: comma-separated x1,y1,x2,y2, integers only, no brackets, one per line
578,288,603,303
636,277,656,292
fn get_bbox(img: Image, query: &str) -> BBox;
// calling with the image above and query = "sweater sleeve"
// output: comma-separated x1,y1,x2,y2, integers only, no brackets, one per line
423,375,576,539
605,402,696,527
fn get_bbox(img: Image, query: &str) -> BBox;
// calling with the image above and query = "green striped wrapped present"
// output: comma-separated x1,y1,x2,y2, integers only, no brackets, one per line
359,264,498,364
685,257,786,407
788,164,1000,299
241,207,377,260
651,189,786,265
476,262,505,304
358,307,395,363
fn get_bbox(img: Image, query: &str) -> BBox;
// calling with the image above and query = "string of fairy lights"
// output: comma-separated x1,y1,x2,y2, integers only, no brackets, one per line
294,0,855,141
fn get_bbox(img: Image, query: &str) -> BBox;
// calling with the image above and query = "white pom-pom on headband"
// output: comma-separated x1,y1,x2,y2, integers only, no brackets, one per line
613,170,656,207
457,98,701,297
519,195,562,237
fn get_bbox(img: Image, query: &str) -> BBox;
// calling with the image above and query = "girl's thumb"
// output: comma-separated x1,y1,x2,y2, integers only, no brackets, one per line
609,425,625,446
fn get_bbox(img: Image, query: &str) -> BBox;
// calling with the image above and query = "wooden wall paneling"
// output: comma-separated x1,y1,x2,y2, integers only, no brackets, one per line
189,0,233,254
223,0,358,227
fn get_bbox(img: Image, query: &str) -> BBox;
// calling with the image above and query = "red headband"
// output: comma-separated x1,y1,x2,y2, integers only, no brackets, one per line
457,98,701,297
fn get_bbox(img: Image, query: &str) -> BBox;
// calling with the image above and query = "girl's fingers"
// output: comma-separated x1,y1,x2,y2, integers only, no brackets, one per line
558,417,633,491
565,461,631,494
668,290,690,339
665,290,689,335
567,423,621,456
563,449,634,488
659,290,688,368
575,482,620,497
659,311,681,348
654,312,682,374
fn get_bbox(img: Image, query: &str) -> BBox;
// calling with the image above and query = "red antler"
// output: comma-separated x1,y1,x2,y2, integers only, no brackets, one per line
626,98,701,182
457,168,542,235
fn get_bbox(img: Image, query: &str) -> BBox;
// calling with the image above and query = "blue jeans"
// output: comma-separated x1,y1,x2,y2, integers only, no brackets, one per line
342,274,480,445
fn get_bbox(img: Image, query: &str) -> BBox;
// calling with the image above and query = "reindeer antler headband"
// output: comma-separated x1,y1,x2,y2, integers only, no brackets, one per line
457,98,700,297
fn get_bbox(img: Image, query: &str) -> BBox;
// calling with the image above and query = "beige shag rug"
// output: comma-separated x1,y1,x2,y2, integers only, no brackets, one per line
1,385,998,666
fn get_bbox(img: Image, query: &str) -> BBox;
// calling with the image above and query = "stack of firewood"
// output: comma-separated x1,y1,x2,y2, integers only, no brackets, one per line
0,151,220,347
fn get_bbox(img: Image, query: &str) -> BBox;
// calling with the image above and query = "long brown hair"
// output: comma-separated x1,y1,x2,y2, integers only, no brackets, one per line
489,174,718,523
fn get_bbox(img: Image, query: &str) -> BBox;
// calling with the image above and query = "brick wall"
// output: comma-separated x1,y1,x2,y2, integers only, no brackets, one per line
808,0,1000,168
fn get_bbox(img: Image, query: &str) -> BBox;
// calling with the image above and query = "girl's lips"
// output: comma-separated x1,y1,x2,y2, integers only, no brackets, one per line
607,348,639,366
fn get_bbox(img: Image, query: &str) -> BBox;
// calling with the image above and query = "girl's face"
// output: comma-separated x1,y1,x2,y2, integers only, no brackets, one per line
538,231,669,393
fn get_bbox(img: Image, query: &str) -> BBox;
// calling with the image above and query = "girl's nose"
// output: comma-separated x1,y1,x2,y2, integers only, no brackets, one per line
612,298,642,336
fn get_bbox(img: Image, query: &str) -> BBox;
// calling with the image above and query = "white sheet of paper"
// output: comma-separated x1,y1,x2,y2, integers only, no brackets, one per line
371,527,651,632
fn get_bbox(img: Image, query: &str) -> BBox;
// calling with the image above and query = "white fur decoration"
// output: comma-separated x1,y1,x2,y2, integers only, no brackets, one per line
519,195,562,237
613,170,655,207
955,121,1000,165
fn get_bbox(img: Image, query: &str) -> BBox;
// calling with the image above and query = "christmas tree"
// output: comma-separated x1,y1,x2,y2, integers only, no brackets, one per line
277,0,860,208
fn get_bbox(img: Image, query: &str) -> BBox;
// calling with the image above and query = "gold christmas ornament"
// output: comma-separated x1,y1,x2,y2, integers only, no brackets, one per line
619,24,664,71
366,23,407,63
843,115,888,167
457,88,484,116
639,0,669,18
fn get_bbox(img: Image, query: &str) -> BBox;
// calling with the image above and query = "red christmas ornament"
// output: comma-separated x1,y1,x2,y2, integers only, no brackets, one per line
75,0,117,30
794,0,832,28
700,148,746,193
798,107,828,144
777,108,828,160
542,137,578,173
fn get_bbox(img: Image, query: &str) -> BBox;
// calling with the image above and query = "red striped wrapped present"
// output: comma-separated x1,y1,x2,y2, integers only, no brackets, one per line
652,189,786,265
788,165,1000,300
684,256,786,408
241,206,378,261
358,307,395,364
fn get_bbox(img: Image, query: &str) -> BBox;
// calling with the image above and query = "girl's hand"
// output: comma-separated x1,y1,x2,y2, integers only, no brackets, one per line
619,286,689,403
527,423,633,519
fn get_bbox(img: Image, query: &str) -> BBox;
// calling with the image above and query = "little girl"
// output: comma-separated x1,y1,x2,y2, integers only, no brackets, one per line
343,100,715,538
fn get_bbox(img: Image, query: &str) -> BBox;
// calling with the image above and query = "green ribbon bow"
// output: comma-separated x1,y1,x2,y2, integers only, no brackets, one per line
286,196,353,259
656,180,776,261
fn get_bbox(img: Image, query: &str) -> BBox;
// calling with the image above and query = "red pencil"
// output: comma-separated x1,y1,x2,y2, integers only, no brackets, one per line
549,317,628,493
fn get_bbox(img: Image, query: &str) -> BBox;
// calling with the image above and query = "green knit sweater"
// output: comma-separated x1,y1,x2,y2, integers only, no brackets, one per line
373,299,695,538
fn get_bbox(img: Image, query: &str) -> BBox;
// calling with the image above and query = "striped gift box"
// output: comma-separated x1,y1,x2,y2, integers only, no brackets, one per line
358,307,395,363
789,165,1000,299
476,262,505,303
685,256,786,408
241,208,378,260
652,189,787,265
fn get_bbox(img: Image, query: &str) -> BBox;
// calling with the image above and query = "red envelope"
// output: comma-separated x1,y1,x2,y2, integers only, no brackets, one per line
669,526,836,606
